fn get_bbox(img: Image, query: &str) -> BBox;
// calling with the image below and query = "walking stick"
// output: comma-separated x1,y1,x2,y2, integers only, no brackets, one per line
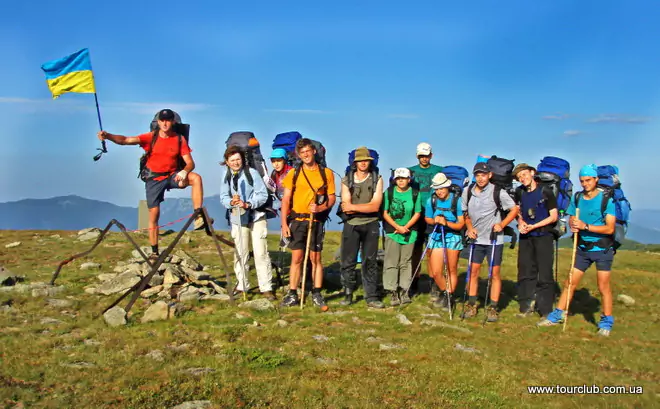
300,214,315,309
461,240,475,321
482,232,498,327
440,225,453,320
563,209,580,332
233,205,248,302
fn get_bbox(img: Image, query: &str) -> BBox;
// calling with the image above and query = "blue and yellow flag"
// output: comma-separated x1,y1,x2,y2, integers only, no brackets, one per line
41,48,96,99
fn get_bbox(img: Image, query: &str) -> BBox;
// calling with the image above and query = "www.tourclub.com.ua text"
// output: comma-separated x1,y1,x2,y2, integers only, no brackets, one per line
527,385,643,395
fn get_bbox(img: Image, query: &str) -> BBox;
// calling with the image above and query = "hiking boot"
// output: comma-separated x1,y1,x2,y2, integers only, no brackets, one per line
399,288,412,305
148,253,159,263
367,300,385,309
597,315,614,337
339,289,353,306
433,294,450,311
261,291,276,301
430,282,440,302
486,305,500,323
461,303,478,319
312,292,329,312
194,216,214,231
516,303,535,318
389,290,401,306
536,308,565,327
280,291,299,307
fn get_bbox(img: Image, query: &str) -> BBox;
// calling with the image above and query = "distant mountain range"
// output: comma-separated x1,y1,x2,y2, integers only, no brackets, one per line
1,195,660,244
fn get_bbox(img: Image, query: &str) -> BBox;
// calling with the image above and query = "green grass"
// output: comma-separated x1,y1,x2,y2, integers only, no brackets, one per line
1,229,659,408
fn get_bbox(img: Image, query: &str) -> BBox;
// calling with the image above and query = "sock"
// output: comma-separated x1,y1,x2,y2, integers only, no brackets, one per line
151,245,158,255
312,288,321,294
468,296,477,305
490,299,498,308
288,289,297,295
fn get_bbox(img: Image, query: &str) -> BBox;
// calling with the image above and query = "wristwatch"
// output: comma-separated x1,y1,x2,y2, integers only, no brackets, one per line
584,224,590,231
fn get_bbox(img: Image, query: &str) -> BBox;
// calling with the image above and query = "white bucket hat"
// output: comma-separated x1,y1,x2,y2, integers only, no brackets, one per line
430,172,451,189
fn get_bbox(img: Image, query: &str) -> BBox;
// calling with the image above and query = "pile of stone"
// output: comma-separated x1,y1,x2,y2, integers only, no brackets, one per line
84,247,230,303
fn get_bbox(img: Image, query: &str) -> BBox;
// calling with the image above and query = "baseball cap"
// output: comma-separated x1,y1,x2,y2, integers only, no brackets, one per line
473,162,490,174
393,167,411,179
416,142,432,156
157,109,175,121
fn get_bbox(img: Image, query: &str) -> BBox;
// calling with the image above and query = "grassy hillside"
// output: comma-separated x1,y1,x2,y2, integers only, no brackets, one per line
1,229,659,408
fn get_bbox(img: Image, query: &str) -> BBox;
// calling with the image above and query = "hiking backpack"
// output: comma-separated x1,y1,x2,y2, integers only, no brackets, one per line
224,132,277,221
428,165,469,235
533,156,573,237
138,110,190,181
272,131,302,165
337,148,381,224
574,165,631,250
287,139,332,222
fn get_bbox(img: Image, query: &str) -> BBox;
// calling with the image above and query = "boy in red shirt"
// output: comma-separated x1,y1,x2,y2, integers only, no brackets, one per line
98,109,207,258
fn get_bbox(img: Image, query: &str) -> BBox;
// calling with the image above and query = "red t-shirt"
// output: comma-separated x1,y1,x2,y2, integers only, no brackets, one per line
138,132,192,174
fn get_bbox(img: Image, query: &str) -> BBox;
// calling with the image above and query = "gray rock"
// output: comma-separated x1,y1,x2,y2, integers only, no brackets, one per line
396,314,412,326
60,361,96,369
180,367,216,376
312,335,330,342
50,234,61,239
80,262,101,270
316,357,337,365
0,266,23,286
421,313,442,318
5,241,21,248
46,298,73,308
171,401,212,409
164,268,182,285
78,231,101,241
181,266,210,281
149,273,164,287
142,301,173,323
180,235,192,245
103,306,127,327
141,285,163,298
78,227,101,236
40,317,63,325
276,319,288,327
178,286,201,302
175,250,202,271
617,294,635,306
379,343,404,351
97,273,118,282
146,349,165,362
32,285,65,298
202,265,210,272
235,312,250,319
84,286,97,295
420,320,473,334
239,298,274,311
83,339,102,346
96,272,141,295
455,343,481,354
200,294,230,302
131,246,154,259
169,254,182,264
208,281,227,294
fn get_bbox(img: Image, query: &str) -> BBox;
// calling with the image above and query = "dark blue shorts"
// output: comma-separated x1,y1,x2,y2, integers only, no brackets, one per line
573,247,614,272
145,173,184,208
471,244,504,267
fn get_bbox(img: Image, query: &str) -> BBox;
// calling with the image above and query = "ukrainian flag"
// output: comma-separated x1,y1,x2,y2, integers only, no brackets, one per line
41,48,96,99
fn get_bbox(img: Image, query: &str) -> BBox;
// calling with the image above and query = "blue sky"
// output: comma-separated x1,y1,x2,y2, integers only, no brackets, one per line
1,0,658,210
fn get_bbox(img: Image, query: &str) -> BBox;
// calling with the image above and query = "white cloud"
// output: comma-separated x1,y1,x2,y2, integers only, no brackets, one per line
542,113,570,120
587,114,651,124
563,129,584,136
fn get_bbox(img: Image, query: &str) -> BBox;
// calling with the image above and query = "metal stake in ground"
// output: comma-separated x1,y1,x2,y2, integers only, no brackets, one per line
440,225,453,320
300,214,315,309
563,208,580,332
232,205,248,302
481,233,498,327
461,240,475,321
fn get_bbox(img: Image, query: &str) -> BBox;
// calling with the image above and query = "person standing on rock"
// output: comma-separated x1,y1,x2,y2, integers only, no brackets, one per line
97,109,208,260
220,145,275,300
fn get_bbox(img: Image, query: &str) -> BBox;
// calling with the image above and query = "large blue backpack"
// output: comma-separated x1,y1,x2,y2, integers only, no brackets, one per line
272,131,302,165
536,156,573,215
428,165,469,235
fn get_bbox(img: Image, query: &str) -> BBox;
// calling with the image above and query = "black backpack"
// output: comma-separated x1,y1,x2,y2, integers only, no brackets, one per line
138,110,190,181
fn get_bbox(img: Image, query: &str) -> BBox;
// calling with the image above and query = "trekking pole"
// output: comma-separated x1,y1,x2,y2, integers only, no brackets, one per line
300,214,315,309
440,225,453,320
233,206,248,302
482,232,498,327
460,240,475,321
403,224,439,298
563,209,580,332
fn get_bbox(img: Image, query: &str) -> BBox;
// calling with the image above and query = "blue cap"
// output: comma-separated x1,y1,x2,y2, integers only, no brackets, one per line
270,148,287,160
579,164,598,178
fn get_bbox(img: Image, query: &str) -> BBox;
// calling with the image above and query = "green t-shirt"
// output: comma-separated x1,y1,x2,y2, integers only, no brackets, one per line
408,164,443,207
383,186,422,244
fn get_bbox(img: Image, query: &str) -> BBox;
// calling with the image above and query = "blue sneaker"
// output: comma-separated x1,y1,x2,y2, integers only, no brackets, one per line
537,308,565,327
597,315,614,337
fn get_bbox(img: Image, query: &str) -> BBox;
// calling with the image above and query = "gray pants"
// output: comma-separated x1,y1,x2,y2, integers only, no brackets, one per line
383,236,414,291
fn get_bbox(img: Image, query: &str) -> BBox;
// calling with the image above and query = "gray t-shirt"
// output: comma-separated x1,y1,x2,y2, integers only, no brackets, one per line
461,183,515,245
